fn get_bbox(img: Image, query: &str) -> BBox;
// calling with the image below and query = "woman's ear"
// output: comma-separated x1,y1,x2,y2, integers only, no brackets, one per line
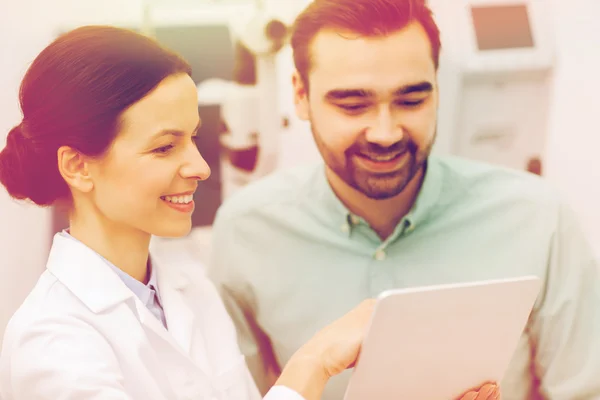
57,146,94,194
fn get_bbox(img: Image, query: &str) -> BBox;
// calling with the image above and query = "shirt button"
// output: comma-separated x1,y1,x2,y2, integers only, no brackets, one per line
374,249,386,261
341,224,350,233
349,214,360,225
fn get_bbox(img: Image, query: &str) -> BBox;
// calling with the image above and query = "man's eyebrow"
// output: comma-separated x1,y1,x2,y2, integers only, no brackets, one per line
324,82,433,101
394,81,433,95
325,89,374,100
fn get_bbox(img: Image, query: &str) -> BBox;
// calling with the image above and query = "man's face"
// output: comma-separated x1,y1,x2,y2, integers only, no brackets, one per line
293,21,438,199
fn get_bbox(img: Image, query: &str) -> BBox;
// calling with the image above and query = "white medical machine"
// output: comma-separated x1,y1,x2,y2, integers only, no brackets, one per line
194,0,309,199
216,1,293,198
430,0,556,174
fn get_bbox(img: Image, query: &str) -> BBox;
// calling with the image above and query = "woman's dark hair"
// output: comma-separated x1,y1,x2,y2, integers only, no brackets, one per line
0,25,192,206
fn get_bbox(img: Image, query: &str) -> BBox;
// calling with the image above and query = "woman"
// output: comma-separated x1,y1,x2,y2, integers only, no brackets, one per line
0,26,499,400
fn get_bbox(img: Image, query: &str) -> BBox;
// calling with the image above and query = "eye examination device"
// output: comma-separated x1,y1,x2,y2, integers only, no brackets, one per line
195,0,303,200
431,0,555,174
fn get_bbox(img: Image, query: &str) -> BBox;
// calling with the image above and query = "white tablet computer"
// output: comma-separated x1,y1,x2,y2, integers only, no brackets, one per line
343,276,541,400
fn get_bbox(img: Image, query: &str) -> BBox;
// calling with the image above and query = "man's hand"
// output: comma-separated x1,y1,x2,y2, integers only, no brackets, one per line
458,383,500,400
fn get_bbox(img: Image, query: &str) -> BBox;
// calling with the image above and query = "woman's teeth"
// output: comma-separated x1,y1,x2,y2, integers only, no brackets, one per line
162,194,194,204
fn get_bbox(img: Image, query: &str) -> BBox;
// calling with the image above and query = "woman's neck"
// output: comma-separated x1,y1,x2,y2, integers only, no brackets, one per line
68,210,151,283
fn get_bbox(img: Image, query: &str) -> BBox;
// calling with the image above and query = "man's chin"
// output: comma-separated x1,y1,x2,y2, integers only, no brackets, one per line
350,165,424,200
355,185,407,200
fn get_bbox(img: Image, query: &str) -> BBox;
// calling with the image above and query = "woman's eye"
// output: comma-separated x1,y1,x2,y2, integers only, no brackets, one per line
153,144,174,154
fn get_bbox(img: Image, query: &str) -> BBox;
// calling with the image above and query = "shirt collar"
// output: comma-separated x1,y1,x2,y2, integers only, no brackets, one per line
315,156,444,235
146,258,164,306
405,156,444,227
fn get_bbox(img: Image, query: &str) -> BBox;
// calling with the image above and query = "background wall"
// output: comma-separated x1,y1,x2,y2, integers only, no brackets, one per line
1,0,599,346
543,0,600,248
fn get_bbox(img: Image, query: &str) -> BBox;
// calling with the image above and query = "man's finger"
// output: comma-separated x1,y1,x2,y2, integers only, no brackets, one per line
460,391,477,400
475,383,498,400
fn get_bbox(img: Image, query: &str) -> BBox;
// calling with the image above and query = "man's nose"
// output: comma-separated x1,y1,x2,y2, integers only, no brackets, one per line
365,107,404,148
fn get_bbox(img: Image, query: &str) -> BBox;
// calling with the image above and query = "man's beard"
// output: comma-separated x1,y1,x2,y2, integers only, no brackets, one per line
310,124,434,200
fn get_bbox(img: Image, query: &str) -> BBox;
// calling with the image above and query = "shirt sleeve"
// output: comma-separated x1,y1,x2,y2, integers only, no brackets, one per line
263,386,306,400
531,201,600,398
207,210,282,395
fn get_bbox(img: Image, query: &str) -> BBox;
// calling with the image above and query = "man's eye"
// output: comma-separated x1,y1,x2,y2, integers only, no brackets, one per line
339,104,368,112
398,99,425,107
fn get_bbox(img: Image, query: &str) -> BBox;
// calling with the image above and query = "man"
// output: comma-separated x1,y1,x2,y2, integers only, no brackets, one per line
208,0,600,399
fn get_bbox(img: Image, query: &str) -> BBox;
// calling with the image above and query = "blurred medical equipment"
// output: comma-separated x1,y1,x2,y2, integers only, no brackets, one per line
430,0,555,174
210,3,292,199
191,0,307,199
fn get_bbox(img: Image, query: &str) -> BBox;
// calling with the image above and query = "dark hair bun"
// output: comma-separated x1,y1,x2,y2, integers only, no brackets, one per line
1,26,191,208
0,124,66,206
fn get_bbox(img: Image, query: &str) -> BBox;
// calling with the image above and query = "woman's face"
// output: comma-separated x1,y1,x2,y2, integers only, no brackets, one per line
86,73,210,238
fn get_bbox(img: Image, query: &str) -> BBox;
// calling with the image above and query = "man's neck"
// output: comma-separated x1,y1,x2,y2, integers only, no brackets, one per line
326,167,425,241
68,207,151,283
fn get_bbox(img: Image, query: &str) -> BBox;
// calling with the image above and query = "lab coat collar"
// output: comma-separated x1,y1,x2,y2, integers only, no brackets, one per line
47,233,202,366
46,233,194,313
46,233,136,313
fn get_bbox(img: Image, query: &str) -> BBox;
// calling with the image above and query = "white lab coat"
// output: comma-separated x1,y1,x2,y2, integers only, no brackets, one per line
0,233,303,400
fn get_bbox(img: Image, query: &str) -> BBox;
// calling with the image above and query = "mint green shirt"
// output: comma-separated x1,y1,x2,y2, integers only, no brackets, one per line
208,156,600,400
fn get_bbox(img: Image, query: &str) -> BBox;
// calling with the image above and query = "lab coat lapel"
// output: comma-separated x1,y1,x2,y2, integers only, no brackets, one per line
148,253,212,375
158,281,195,355
134,296,187,354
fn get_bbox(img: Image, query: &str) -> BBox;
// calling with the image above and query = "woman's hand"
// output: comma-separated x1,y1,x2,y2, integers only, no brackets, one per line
275,299,375,400
458,383,500,400
298,298,376,377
